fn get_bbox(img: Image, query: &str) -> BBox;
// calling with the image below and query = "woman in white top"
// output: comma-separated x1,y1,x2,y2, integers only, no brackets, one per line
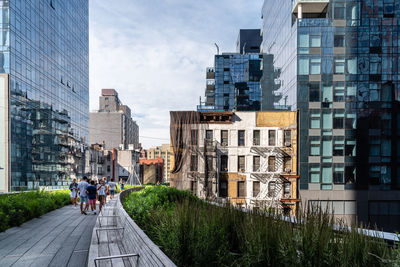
97,179,107,213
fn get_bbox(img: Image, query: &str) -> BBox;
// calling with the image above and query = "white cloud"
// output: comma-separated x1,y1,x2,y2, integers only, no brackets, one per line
89,0,263,148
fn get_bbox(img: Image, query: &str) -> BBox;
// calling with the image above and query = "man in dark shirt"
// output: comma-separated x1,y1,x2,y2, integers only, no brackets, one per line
86,180,97,215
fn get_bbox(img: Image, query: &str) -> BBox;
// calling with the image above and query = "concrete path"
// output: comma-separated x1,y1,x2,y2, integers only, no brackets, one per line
0,204,98,267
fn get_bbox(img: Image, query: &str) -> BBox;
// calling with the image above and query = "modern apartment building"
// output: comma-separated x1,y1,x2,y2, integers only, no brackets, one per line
0,0,89,192
170,111,299,214
262,0,400,230
90,89,139,150
147,144,171,182
198,30,263,111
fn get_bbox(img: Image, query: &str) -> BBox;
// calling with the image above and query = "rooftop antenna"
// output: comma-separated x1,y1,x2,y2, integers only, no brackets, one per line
214,43,219,55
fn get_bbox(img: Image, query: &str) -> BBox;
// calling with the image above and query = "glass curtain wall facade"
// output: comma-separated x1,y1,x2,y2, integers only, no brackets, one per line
262,0,400,231
0,0,89,191
198,53,263,111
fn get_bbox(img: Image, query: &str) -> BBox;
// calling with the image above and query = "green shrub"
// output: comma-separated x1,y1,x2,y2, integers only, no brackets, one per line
123,186,399,267
0,189,70,232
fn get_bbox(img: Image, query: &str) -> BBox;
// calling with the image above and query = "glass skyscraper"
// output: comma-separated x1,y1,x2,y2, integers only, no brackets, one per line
198,30,263,111
262,0,400,231
0,0,89,192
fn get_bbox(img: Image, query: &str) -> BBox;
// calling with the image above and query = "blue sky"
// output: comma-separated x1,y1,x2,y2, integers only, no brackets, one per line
89,0,264,148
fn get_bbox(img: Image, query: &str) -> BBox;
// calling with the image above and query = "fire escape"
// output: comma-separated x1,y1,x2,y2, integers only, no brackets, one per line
249,145,298,212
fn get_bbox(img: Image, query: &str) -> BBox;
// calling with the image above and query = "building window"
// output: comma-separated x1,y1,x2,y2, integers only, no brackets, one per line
238,156,245,172
190,155,198,171
310,137,320,156
299,33,309,47
268,130,276,146
253,130,260,146
334,82,345,102
284,182,290,194
309,164,320,183
334,34,345,47
238,130,245,146
219,181,227,197
347,57,357,74
346,111,356,129
309,82,320,102
268,156,276,172
333,110,345,129
322,110,332,129
310,58,321,75
299,58,309,75
191,129,198,145
334,58,345,74
253,156,260,172
237,181,245,197
322,137,333,157
268,182,276,197
345,138,356,156
107,165,110,172
284,130,291,146
310,35,321,47
333,164,344,184
253,181,260,197
221,130,228,146
322,83,333,104
322,166,333,184
333,136,344,156
284,156,292,172
334,3,345,19
369,140,380,156
220,155,228,172
205,130,213,140
310,110,321,129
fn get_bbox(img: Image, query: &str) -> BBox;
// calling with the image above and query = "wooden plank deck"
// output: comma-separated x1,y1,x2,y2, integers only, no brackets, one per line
0,204,98,267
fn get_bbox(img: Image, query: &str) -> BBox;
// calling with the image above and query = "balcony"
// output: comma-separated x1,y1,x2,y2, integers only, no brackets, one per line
292,0,329,17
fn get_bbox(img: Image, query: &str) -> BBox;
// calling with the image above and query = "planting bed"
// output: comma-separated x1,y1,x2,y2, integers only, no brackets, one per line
123,186,399,267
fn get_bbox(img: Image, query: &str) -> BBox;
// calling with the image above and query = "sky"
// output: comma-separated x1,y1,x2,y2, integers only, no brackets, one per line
89,0,264,148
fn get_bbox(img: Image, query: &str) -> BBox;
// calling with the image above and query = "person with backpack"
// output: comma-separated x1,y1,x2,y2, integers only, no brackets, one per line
69,178,78,208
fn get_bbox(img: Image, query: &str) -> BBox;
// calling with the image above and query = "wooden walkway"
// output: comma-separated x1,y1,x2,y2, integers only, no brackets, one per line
0,204,98,267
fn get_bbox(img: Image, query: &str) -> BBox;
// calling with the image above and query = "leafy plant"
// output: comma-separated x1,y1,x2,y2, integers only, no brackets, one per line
0,190,70,232
123,186,398,267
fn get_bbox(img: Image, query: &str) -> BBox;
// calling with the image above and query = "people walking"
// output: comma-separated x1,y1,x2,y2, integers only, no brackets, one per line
97,179,107,213
87,180,98,215
119,179,125,191
69,179,78,208
78,176,89,215
108,179,116,199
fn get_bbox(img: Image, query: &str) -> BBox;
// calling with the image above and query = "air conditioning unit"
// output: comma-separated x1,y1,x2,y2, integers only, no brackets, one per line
284,141,291,147
221,142,228,146
239,168,245,172
285,168,291,173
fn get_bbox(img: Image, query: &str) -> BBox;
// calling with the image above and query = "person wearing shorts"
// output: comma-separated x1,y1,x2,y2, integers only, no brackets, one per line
69,179,78,208
78,176,89,215
97,180,107,213
87,180,97,215
108,179,116,199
